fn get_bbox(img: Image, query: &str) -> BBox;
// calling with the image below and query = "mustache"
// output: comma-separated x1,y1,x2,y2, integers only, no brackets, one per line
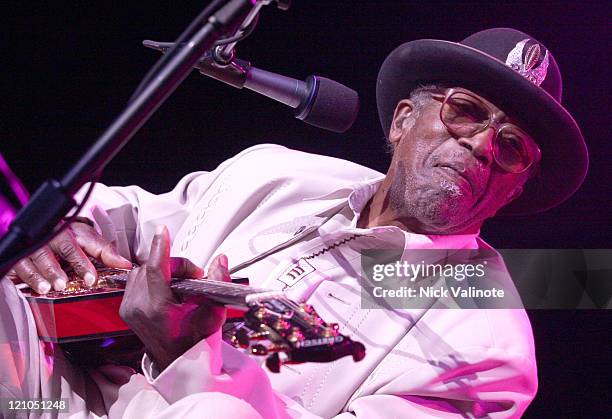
429,153,488,195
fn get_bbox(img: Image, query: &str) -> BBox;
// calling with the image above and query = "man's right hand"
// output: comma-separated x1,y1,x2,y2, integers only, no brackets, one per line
5,221,132,294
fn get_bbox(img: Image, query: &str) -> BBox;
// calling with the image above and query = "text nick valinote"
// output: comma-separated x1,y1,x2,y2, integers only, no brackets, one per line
370,261,506,299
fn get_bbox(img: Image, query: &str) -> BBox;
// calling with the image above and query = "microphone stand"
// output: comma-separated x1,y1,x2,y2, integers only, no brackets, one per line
0,0,256,275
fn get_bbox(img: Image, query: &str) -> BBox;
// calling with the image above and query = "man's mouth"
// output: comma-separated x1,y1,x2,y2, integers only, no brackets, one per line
434,163,475,194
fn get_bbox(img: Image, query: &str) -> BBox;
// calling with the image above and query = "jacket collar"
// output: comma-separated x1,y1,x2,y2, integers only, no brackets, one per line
305,177,479,249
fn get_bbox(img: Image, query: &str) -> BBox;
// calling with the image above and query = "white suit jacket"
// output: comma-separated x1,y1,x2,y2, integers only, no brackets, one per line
6,144,535,418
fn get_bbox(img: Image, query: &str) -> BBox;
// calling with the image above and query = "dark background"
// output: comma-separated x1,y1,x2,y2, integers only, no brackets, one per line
1,1,609,417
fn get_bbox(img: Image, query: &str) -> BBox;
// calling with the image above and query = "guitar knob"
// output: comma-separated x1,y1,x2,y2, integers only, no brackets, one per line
351,342,366,362
298,304,315,314
308,316,323,326
265,353,281,373
230,328,250,348
265,352,289,373
287,328,304,343
254,307,266,319
250,344,268,356
275,319,290,330
322,328,335,338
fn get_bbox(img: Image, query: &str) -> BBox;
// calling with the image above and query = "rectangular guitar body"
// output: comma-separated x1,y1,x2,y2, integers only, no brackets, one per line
23,287,130,343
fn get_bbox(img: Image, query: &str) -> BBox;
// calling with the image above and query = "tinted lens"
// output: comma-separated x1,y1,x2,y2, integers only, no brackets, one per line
494,125,537,173
441,92,489,137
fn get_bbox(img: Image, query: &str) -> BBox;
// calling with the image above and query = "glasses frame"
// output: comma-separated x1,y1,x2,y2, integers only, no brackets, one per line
433,88,542,174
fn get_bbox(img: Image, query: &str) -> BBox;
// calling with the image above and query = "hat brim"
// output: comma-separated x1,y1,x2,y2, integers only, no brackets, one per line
377,39,588,215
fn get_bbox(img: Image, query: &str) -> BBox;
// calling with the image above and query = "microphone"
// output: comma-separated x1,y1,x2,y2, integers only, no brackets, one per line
143,40,359,133
244,68,359,133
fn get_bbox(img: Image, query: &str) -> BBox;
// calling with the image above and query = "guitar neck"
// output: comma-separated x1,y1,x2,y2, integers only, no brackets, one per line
104,270,281,308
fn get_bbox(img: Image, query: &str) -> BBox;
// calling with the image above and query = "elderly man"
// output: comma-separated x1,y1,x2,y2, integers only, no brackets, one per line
1,28,588,418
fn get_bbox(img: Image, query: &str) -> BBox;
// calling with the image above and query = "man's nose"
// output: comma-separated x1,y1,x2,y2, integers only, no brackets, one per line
457,128,495,166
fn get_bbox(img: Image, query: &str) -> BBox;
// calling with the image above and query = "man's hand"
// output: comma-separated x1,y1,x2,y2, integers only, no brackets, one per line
6,221,132,294
119,225,229,372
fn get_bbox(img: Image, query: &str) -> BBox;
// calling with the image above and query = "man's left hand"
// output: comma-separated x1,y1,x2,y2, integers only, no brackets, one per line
119,225,229,371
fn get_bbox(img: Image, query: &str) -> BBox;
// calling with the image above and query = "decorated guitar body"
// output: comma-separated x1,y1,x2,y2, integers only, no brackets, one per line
23,267,366,372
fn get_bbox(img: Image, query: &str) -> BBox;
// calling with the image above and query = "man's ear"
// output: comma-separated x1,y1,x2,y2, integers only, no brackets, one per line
389,99,416,147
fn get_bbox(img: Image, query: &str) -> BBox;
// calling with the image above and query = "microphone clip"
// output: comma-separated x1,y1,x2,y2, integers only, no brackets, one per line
143,40,251,89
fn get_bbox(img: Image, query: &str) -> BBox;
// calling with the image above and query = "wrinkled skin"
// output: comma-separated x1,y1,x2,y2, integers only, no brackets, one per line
359,89,532,234
6,222,132,293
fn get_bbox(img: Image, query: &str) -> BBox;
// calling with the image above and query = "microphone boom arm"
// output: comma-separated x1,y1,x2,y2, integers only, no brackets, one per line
0,0,258,274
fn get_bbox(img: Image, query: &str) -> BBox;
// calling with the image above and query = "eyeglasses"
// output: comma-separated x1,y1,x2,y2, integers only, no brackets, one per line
432,88,541,174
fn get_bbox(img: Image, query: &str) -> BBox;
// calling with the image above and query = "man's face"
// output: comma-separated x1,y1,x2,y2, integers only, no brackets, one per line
386,87,533,234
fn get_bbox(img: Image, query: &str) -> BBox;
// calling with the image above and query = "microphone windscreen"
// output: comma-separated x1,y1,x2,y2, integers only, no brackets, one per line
297,76,359,133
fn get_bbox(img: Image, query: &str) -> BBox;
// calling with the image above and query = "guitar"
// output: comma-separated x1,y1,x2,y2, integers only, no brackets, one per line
22,266,366,372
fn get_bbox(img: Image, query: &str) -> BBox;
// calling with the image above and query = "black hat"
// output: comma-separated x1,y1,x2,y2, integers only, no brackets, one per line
377,28,588,215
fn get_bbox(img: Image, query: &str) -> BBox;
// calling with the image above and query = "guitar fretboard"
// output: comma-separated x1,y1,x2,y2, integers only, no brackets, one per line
104,271,280,307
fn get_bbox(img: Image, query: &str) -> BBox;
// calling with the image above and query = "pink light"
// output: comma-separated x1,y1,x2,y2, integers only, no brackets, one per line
0,195,15,236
